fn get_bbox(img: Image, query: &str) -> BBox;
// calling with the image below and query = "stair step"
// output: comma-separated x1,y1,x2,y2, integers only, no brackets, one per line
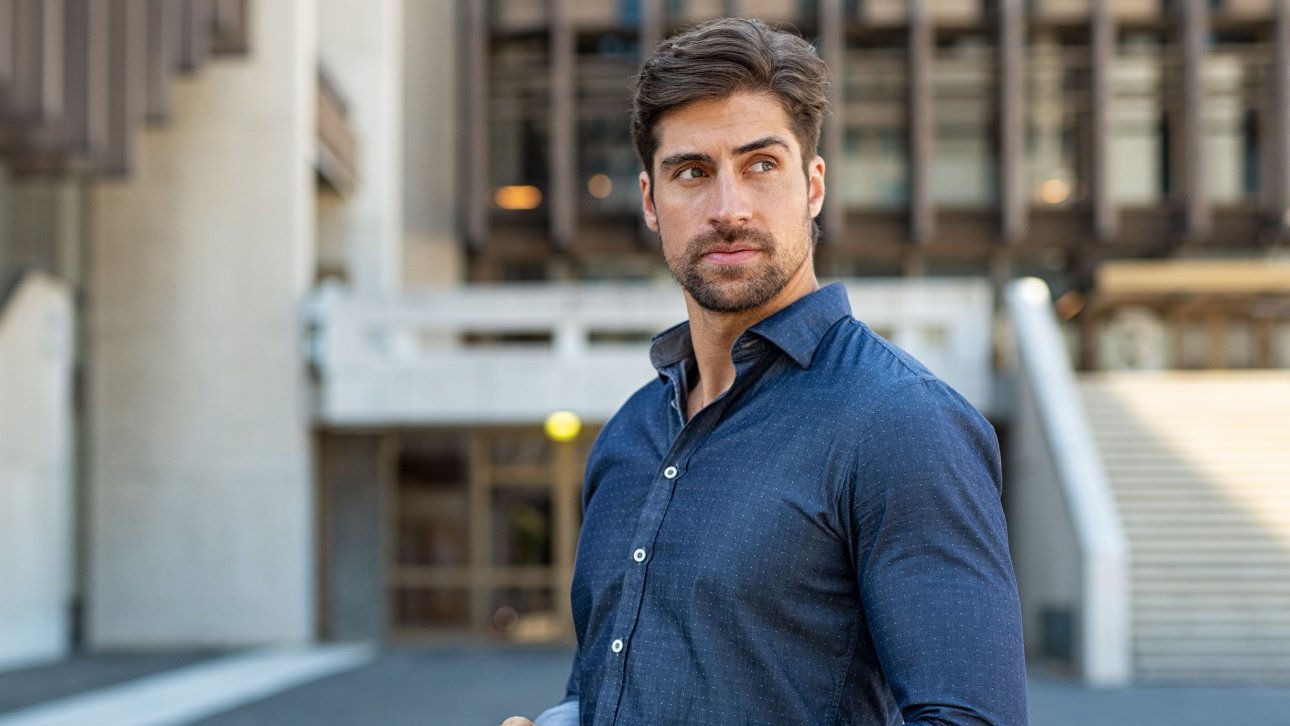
1132,565,1290,581
1134,622,1290,639
1077,372,1290,683
1129,539,1287,552
1132,581,1290,595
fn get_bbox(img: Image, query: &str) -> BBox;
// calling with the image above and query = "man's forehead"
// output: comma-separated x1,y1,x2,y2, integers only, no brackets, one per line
654,92,797,158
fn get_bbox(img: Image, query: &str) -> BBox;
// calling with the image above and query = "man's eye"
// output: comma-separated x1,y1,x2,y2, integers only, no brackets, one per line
750,160,776,173
677,167,706,180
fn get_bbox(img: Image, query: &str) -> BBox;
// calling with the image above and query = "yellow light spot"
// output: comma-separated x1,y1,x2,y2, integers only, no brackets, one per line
494,185,543,210
588,174,613,199
1038,178,1071,205
544,410,582,443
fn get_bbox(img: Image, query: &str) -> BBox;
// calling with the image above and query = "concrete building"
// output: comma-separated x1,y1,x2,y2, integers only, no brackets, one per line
1,0,1288,686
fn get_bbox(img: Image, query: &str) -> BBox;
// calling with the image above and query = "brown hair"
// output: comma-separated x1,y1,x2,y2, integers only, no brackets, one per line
631,17,831,178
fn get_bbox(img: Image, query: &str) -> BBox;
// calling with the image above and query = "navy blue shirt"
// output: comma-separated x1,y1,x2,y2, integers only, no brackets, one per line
561,284,1027,725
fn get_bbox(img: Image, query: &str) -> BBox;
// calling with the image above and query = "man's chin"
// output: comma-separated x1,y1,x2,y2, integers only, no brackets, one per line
684,280,782,314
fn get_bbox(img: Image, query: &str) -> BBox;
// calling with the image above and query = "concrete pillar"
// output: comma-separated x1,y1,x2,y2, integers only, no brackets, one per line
908,0,935,245
86,0,317,647
1090,0,1118,243
818,0,844,248
999,0,1026,245
318,0,403,294
402,0,463,287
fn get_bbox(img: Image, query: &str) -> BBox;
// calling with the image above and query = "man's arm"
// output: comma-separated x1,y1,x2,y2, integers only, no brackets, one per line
852,379,1028,726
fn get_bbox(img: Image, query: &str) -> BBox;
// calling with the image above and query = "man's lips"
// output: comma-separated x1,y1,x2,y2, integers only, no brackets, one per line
700,247,761,265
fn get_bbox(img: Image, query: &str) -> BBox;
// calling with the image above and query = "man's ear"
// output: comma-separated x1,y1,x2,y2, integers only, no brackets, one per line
640,170,659,232
807,155,826,219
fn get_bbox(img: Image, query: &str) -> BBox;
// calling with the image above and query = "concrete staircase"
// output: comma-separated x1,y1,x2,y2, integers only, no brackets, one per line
1079,371,1290,683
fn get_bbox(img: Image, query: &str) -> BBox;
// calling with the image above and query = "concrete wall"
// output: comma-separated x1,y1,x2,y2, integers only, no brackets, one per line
1007,366,1083,665
318,0,404,294
86,0,318,647
0,273,74,669
401,0,463,287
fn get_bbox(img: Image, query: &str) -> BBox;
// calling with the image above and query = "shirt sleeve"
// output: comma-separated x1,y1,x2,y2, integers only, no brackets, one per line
533,699,579,726
851,379,1029,726
533,640,581,726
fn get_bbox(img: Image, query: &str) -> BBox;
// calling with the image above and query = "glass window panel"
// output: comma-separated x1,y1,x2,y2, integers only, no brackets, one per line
931,39,997,208
489,40,551,221
1204,52,1248,204
841,44,908,209
1110,35,1164,205
1027,35,1088,208
576,48,640,218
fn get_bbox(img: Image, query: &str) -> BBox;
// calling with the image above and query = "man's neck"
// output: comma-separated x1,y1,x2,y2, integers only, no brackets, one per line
683,270,819,418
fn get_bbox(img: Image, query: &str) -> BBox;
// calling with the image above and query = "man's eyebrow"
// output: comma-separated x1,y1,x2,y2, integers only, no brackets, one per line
657,136,792,172
732,135,792,156
658,151,712,171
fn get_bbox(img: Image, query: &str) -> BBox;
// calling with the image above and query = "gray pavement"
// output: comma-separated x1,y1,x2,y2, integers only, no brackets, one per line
3,645,1290,725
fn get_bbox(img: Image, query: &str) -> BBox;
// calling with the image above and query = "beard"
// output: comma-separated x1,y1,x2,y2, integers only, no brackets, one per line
667,222,811,314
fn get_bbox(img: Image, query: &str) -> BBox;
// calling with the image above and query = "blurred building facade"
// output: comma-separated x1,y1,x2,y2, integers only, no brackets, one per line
1,0,1288,685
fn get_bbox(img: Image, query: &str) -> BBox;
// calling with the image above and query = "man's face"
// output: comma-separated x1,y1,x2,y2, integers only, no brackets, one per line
641,91,826,314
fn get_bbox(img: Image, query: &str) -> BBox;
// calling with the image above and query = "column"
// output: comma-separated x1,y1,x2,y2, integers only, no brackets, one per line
1090,0,1118,242
999,0,1026,244
908,0,934,247
318,0,404,293
87,0,318,646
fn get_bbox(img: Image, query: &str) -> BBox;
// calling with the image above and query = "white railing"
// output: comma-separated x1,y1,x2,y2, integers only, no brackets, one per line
1006,277,1130,686
307,278,995,426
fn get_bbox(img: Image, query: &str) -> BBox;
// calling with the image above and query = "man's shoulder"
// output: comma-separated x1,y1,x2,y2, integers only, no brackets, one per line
804,316,990,435
808,316,939,399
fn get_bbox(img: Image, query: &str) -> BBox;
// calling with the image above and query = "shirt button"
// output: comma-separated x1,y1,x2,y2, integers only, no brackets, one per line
633,548,647,563
663,466,678,479
611,638,625,654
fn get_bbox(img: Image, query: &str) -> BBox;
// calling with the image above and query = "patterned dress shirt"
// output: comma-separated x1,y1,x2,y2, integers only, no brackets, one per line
542,283,1027,725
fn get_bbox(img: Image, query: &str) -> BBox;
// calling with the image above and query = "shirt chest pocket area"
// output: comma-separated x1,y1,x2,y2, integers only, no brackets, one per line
646,462,853,605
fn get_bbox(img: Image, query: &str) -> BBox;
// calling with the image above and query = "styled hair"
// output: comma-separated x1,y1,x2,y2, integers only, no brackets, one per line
631,17,831,178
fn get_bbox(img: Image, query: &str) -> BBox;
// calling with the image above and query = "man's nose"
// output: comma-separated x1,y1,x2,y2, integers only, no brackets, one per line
709,173,752,227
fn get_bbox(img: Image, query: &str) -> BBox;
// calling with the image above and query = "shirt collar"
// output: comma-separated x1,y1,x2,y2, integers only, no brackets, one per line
648,283,853,374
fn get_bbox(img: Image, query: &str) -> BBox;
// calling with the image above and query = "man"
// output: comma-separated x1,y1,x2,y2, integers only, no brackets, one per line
504,17,1027,726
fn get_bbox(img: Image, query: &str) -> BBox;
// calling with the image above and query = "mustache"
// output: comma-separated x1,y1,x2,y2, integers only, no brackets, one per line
685,225,775,256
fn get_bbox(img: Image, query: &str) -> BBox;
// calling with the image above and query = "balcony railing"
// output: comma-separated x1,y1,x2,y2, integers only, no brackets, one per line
307,278,996,426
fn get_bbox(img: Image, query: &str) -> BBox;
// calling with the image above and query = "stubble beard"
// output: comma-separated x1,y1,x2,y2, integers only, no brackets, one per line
667,221,812,314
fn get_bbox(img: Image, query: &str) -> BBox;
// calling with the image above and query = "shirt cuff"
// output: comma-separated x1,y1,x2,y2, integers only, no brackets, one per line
533,699,579,726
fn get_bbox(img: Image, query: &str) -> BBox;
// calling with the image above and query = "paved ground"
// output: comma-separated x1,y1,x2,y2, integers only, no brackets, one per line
3,645,1290,725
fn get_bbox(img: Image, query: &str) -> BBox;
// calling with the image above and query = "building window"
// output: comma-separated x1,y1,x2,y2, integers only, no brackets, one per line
1028,32,1088,208
1110,31,1165,206
931,34,998,208
575,44,640,219
1203,35,1270,205
490,39,551,224
840,42,909,209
